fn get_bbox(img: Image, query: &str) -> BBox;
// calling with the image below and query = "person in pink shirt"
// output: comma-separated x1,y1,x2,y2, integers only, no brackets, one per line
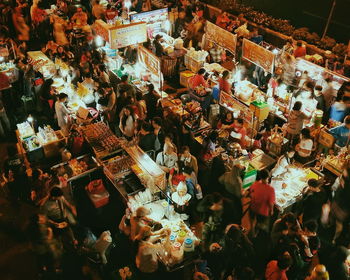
249,170,276,236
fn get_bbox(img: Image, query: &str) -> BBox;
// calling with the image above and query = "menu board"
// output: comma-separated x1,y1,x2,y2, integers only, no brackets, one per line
242,38,275,73
295,58,349,91
138,45,161,81
109,22,147,49
219,91,253,125
205,21,237,55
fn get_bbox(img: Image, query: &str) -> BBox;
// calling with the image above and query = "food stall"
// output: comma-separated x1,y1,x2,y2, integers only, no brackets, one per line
271,165,323,212
130,8,169,38
93,20,148,50
323,147,350,176
81,122,122,160
51,154,100,184
16,122,65,163
27,51,56,78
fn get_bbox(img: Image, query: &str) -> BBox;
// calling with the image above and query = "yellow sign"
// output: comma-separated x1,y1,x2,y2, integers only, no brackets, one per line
109,22,147,49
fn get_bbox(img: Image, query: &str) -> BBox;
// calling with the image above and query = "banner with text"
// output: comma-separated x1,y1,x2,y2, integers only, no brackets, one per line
204,21,237,55
242,38,275,73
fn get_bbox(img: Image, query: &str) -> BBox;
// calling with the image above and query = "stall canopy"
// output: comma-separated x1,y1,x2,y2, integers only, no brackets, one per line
242,38,276,73
94,20,147,49
203,21,237,56
130,8,168,38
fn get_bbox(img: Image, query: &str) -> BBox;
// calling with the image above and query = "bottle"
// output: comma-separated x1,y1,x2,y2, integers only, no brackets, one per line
183,238,194,252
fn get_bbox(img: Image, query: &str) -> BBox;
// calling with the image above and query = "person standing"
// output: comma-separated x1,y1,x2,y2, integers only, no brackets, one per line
295,128,314,164
249,170,275,237
286,101,309,145
329,115,350,148
293,41,306,58
119,105,137,140
55,93,71,136
143,84,160,121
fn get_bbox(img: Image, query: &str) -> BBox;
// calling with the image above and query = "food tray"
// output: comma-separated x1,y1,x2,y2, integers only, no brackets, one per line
103,155,135,182
51,154,100,182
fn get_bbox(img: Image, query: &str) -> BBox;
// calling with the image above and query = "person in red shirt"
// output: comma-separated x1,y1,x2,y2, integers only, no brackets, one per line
232,118,247,148
265,252,292,280
218,70,232,94
215,12,230,29
249,169,275,236
189,68,208,89
293,41,306,58
105,4,118,22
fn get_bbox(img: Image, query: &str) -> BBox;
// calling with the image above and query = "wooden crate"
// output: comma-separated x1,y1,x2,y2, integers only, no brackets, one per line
318,129,335,148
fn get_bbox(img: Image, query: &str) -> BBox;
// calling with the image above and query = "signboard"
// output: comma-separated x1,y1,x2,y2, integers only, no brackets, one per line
295,58,350,91
219,91,253,125
138,45,161,82
93,20,110,43
109,22,147,49
130,8,168,37
130,8,168,24
205,21,237,55
242,38,275,73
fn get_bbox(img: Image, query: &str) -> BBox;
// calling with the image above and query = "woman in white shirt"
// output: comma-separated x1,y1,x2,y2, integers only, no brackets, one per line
55,93,71,136
119,106,136,140
295,128,313,164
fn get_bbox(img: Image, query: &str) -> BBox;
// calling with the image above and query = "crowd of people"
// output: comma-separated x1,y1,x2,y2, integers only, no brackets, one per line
0,0,350,279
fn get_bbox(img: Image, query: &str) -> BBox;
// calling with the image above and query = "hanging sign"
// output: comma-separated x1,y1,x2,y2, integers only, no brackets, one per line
205,21,237,55
242,38,275,73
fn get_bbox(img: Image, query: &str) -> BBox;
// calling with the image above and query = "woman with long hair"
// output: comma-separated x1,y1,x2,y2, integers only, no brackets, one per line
119,105,137,140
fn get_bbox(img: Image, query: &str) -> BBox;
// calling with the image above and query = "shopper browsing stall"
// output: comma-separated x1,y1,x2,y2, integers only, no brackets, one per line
295,128,314,164
329,115,350,148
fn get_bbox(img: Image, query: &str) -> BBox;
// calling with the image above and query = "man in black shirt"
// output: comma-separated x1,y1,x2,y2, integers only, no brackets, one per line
138,122,156,152
143,83,160,121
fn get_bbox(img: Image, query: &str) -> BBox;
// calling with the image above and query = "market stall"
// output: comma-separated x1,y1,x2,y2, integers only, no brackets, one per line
27,51,56,78
81,122,122,160
94,20,148,50
51,154,100,184
130,8,169,38
271,165,323,212
16,122,65,163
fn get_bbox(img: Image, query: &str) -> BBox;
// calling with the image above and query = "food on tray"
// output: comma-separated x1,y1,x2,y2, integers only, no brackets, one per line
68,158,89,175
105,156,134,175
82,122,121,154
277,198,286,205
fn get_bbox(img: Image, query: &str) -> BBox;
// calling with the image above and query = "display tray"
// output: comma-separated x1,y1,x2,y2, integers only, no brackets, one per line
51,154,100,182
250,153,276,171
124,173,145,195
103,154,135,182
82,122,122,159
